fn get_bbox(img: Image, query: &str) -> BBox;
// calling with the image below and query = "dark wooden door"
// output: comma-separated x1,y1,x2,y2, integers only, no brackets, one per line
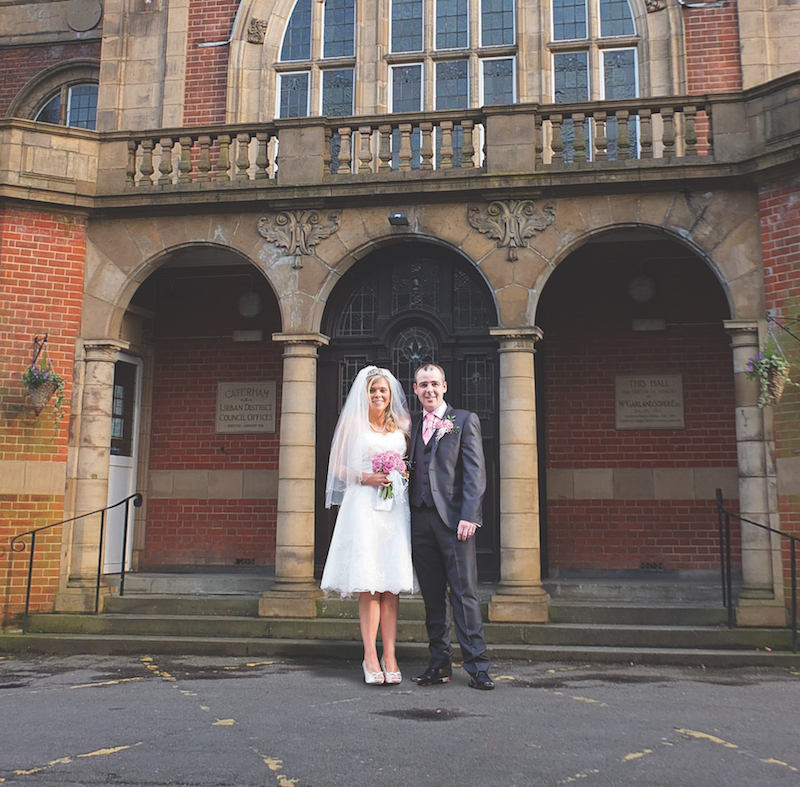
315,243,500,581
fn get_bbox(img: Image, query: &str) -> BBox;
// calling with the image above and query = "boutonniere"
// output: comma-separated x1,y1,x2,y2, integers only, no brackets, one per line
434,415,459,442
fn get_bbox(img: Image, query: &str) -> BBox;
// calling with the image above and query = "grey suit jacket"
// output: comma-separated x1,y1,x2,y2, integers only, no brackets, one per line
410,404,487,530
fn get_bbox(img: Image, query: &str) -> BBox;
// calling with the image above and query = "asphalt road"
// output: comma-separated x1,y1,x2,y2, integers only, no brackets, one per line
1,654,799,787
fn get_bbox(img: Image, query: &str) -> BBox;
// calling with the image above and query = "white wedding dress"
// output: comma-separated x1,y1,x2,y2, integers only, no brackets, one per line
321,429,418,599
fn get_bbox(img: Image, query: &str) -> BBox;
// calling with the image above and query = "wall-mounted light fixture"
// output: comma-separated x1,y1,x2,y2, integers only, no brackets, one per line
628,274,656,303
238,291,263,318
388,210,409,226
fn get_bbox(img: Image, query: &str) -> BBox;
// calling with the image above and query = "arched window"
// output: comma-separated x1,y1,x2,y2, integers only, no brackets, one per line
35,83,98,129
277,0,356,118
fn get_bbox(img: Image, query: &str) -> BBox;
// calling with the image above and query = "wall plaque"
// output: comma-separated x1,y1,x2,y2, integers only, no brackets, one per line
615,374,684,430
216,382,276,434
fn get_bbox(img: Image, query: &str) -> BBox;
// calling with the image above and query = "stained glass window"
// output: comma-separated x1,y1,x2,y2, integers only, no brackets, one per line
279,73,310,118
339,273,378,335
392,0,424,52
554,52,589,162
483,58,515,106
454,269,493,330
436,0,469,50
281,0,312,61
603,49,638,158
340,356,370,410
552,0,587,41
393,327,439,413
461,354,493,416
481,0,514,46
323,0,355,58
392,261,440,312
322,69,355,116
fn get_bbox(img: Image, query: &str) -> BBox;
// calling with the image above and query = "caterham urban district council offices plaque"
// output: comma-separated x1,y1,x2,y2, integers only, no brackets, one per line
615,374,685,430
216,382,277,434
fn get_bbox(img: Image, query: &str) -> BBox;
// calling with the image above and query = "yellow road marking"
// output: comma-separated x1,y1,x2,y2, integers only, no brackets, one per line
761,758,799,771
71,677,143,689
676,729,738,749
212,719,236,726
623,749,653,761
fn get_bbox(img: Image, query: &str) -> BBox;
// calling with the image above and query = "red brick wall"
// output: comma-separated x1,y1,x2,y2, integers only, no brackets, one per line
139,266,282,566
684,2,743,94
0,207,85,621
539,239,738,573
183,0,239,126
0,41,101,117
761,174,800,601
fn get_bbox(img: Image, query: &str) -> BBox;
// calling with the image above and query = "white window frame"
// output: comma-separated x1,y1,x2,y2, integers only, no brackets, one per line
389,0,425,55
434,59,470,110
277,71,312,119
319,68,356,116
322,0,356,59
478,0,516,49
434,0,470,52
389,63,425,113
598,46,639,100
551,0,590,44
479,55,517,106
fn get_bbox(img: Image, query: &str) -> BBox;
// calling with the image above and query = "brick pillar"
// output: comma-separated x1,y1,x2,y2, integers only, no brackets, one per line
56,340,127,612
259,332,329,618
488,327,550,623
724,321,786,626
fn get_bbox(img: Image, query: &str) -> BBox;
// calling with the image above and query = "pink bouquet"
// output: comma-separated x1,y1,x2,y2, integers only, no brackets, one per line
372,450,407,501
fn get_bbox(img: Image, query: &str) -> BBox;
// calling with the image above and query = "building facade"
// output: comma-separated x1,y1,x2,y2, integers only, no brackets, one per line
1,0,799,626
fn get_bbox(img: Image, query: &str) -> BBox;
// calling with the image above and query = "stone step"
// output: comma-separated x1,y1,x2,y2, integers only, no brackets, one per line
0,632,796,668
548,603,729,626
22,613,793,652
110,572,274,596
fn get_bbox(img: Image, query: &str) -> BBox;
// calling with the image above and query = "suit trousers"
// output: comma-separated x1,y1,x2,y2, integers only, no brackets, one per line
410,503,490,675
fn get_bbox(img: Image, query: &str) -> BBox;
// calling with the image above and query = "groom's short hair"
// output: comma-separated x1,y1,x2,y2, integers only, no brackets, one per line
414,363,446,382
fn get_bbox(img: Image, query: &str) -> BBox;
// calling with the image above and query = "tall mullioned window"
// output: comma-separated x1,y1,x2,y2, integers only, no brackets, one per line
551,0,639,160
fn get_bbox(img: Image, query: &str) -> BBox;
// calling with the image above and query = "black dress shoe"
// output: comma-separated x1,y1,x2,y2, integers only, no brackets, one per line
468,671,495,691
411,666,452,686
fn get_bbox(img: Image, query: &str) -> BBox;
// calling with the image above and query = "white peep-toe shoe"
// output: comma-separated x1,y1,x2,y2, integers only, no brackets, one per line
363,660,385,685
380,658,402,685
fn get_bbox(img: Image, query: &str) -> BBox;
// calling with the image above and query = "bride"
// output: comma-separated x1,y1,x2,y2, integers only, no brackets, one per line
322,366,417,685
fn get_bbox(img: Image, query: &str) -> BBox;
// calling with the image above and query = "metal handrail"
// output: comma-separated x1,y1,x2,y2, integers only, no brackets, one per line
716,488,798,653
10,493,143,633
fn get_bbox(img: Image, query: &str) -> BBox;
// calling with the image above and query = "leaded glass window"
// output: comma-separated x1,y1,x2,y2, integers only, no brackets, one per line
603,49,638,158
281,0,312,61
393,327,439,413
323,0,355,58
322,69,355,116
279,73,310,118
392,64,424,112
482,58,515,106
454,269,493,330
392,0,424,52
35,84,98,129
36,95,61,125
392,261,440,312
600,0,635,38
436,60,469,109
554,52,589,162
436,0,469,50
339,273,378,336
553,0,587,41
461,354,493,416
481,0,514,47
340,356,369,410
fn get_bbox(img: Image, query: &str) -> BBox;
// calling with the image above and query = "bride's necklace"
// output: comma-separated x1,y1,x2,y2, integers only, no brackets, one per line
369,421,386,434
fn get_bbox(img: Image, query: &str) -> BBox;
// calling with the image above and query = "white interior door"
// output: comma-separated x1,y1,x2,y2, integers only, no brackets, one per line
105,355,142,573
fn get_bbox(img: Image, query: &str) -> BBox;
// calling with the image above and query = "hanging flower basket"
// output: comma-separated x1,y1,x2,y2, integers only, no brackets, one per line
747,338,792,408
27,378,60,416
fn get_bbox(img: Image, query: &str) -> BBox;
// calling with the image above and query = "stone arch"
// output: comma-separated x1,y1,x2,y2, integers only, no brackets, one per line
525,191,762,325
5,59,100,120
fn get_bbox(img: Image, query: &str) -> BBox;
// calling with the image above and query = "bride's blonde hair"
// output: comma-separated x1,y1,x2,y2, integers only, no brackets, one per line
366,370,400,433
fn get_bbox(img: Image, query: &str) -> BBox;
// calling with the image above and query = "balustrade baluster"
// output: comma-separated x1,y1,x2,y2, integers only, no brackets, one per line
235,132,251,180
661,107,675,159
126,140,136,186
323,127,333,174
439,120,454,169
534,115,543,166
683,105,698,157
358,125,374,173
378,125,393,172
550,114,564,164
255,132,269,179
177,136,193,183
572,112,586,163
617,110,630,160
398,123,413,171
461,119,475,169
338,127,353,174
593,111,608,162
216,134,231,181
158,138,174,185
639,109,653,159
197,135,212,182
140,138,155,185
420,122,434,171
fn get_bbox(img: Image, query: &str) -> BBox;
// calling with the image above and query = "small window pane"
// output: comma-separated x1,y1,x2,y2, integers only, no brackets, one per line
392,65,423,112
554,51,589,103
600,0,635,37
481,0,514,47
436,60,468,109
436,0,468,50
552,0,587,41
67,84,97,129
281,0,312,61
483,58,514,105
279,73,310,118
392,0,423,52
324,0,355,58
36,94,61,125
322,69,354,116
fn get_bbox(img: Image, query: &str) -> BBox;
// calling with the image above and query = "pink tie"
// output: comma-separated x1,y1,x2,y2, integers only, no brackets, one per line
422,412,435,444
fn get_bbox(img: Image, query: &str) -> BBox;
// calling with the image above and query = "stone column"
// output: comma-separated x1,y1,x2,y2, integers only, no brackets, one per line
259,332,329,618
56,340,126,612
724,321,786,626
487,327,550,623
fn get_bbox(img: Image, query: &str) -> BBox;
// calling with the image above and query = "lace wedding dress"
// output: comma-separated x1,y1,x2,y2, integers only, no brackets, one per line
321,429,417,598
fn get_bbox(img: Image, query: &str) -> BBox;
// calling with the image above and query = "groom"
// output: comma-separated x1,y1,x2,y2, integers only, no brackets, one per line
408,363,494,690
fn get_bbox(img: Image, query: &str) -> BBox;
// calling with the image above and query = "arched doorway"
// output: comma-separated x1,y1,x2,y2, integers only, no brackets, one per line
315,241,501,581
535,230,740,580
